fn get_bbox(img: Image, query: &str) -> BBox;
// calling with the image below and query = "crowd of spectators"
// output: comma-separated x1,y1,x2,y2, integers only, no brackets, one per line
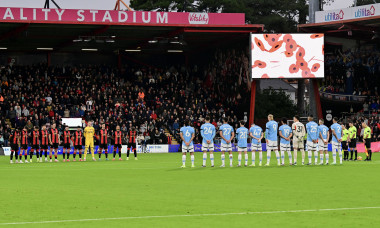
0,47,251,147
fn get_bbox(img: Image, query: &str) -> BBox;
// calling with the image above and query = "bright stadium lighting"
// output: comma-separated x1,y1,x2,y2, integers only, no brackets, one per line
73,38,83,42
0,47,7,50
81,48,98,51
125,49,141,52
105,39,115,43
37,48,53,50
167,50,183,53
83,37,92,42
148,40,158,44
170,41,180,44
111,35,116,38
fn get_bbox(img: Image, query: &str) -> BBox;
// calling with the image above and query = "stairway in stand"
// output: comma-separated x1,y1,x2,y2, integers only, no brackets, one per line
164,129,179,145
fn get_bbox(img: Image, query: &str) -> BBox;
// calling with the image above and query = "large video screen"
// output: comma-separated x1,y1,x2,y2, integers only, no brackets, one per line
251,34,324,79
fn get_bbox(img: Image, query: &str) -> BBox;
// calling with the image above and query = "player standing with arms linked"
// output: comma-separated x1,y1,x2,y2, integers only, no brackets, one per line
180,120,195,168
98,124,109,161
236,120,249,167
219,117,235,167
317,119,330,165
127,127,137,160
73,127,83,161
279,118,293,166
292,115,305,165
330,117,343,165
200,116,216,167
249,122,263,166
20,127,29,163
83,120,96,161
40,125,49,162
31,126,40,163
62,126,71,162
362,122,372,161
49,123,60,162
341,124,350,161
9,128,20,163
306,115,319,165
348,121,357,160
113,125,123,161
265,114,280,166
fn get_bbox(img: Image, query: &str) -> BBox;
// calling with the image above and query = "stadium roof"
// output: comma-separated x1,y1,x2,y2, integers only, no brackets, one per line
0,14,264,52
298,16,380,41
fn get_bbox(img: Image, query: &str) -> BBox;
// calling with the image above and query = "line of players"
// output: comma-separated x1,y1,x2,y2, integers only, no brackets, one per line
180,114,373,167
8,122,139,163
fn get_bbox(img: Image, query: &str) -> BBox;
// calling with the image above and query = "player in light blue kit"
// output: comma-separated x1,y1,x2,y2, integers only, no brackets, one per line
318,119,330,165
306,115,319,165
279,118,293,166
330,117,343,165
265,114,280,166
180,120,195,168
236,120,249,167
249,122,263,166
200,116,216,167
219,117,235,167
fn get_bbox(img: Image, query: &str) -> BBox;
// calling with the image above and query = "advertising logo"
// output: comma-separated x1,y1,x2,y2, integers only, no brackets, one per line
188,13,209,24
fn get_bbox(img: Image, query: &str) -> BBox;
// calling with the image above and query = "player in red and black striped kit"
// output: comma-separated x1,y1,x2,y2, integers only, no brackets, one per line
97,124,109,160
19,127,29,163
73,127,83,161
62,126,72,162
30,126,40,162
9,129,20,163
40,125,49,162
127,127,138,160
49,123,60,162
113,125,123,161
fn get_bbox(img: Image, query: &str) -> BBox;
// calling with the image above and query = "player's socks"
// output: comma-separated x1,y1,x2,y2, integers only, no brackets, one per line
354,150,358,160
118,151,121,158
266,150,271,165
44,151,47,158
24,153,28,160
251,152,255,165
221,154,225,166
113,150,116,158
338,150,343,163
15,152,18,160
301,149,305,164
210,154,214,166
307,151,312,164
105,150,108,159
73,150,76,159
293,150,297,164
203,153,207,166
191,155,194,166
98,151,102,159
127,150,130,158
63,153,66,159
238,154,242,166
314,151,318,164
320,154,323,164
287,151,292,164
244,153,248,166
332,151,336,163
369,150,372,160
67,151,70,159
182,155,186,166
280,151,285,165
10,151,14,161
275,150,280,165
30,151,33,160
259,151,262,164
134,150,137,158
79,152,82,158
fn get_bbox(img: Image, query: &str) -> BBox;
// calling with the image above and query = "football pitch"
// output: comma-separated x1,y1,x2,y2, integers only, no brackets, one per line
1,152,380,228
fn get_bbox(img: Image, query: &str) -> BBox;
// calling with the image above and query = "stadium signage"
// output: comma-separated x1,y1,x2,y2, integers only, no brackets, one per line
0,7,245,25
315,3,380,23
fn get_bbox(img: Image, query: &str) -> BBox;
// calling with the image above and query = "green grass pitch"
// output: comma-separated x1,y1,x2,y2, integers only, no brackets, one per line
1,152,380,228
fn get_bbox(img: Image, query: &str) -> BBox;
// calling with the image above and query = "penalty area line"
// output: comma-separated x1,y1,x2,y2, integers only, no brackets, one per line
1,206,380,225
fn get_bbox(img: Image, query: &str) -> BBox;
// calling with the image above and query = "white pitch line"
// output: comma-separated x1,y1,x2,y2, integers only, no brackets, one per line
1,206,380,226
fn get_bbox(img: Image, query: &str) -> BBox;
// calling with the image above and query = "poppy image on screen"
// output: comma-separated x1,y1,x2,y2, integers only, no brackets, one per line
251,34,324,79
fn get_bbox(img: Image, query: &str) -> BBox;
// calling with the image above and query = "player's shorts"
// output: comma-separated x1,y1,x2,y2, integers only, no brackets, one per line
341,141,348,150
182,145,194,153
365,140,371,149
40,144,48,150
331,141,342,152
306,141,318,151
10,144,18,151
292,139,304,149
202,142,214,151
63,143,71,149
51,143,59,149
251,143,262,151
220,143,232,152
349,139,357,148
99,144,108,149
114,144,122,149
74,145,83,150
266,140,277,151
318,140,328,151
237,146,247,152
85,140,94,148
21,144,28,150
31,144,40,150
280,143,291,152
128,143,136,149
